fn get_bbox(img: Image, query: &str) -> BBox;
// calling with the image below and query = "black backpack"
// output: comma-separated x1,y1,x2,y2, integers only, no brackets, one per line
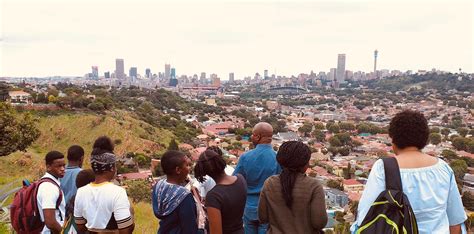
356,157,419,234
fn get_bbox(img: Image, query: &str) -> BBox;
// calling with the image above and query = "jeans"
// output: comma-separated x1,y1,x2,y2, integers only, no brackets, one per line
243,214,268,234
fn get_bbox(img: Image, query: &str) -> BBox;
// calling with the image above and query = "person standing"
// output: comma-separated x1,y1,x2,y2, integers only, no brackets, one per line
74,136,134,233
233,122,281,234
60,145,85,204
195,149,247,234
259,141,327,233
152,150,198,234
37,151,67,234
352,110,467,233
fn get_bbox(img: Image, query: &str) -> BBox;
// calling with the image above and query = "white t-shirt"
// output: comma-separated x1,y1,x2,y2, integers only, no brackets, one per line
37,173,66,234
73,182,133,231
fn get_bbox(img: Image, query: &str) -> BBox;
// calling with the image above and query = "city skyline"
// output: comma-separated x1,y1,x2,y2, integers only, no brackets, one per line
1,0,473,77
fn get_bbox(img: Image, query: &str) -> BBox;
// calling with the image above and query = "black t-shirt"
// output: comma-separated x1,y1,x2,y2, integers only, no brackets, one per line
205,174,247,234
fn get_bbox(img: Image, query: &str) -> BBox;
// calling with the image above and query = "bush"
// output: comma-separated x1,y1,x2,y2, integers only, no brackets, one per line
126,180,152,203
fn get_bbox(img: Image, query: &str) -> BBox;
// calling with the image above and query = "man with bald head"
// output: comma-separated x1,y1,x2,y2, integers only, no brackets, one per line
234,122,281,234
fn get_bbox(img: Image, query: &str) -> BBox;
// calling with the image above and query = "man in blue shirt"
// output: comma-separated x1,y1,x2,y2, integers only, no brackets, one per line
234,122,281,234
60,145,84,204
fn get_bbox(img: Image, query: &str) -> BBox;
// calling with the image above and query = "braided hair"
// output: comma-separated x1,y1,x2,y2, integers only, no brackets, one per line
276,141,311,209
194,148,226,183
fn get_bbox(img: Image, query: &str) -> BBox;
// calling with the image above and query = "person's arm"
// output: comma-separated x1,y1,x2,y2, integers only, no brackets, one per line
152,184,160,218
310,184,328,230
37,182,62,233
114,189,135,234
258,181,269,224
43,209,62,233
178,194,198,234
207,207,223,234
449,225,461,234
233,154,245,178
446,164,467,233
73,190,88,232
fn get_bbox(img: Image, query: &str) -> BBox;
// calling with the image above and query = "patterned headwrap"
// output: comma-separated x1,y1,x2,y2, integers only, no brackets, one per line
90,152,116,173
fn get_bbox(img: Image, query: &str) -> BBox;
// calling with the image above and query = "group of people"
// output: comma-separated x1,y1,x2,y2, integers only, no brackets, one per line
33,110,467,234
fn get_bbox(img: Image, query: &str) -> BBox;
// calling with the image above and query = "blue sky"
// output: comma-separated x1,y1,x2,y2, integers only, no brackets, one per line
1,0,472,78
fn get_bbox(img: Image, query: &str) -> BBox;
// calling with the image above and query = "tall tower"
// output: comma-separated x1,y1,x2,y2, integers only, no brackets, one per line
165,64,171,79
336,54,346,82
115,59,125,79
374,50,378,78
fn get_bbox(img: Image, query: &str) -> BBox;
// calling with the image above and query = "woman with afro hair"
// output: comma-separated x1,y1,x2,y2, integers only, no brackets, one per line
352,110,467,233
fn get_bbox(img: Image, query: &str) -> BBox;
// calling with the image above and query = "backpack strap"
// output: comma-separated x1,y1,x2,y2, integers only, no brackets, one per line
38,177,64,221
382,157,403,191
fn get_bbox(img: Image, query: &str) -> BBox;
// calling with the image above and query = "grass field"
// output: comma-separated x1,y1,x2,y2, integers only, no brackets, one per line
133,202,159,233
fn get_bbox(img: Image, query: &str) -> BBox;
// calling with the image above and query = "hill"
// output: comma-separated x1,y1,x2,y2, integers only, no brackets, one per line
0,110,174,182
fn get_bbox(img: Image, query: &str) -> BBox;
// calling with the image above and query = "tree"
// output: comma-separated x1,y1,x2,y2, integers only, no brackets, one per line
0,82,10,101
441,128,450,137
452,137,468,151
441,149,457,161
450,159,468,182
314,122,325,130
338,147,350,156
457,127,469,137
48,95,57,103
430,127,440,133
0,103,41,156
357,123,371,134
339,122,355,131
125,180,151,203
135,154,151,167
312,129,326,142
429,133,442,145
463,192,474,211
327,123,340,134
329,136,342,147
168,139,179,150
327,179,344,191
298,123,313,137
87,101,105,111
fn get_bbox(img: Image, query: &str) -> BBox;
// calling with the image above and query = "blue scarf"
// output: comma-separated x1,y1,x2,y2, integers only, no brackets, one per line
153,179,190,216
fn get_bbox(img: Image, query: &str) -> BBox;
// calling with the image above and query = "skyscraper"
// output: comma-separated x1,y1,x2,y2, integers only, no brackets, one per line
264,70,269,79
104,72,110,79
374,50,378,79
336,54,346,82
165,64,171,79
115,59,125,79
129,67,137,78
91,66,99,79
200,72,207,84
145,68,151,78
170,68,176,79
229,72,235,83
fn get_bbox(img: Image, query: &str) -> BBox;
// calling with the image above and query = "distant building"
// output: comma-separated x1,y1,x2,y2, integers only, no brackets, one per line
343,179,364,192
336,54,346,82
205,98,216,106
115,59,125,79
91,66,99,80
329,68,337,81
264,69,269,79
129,67,138,79
266,100,279,110
8,91,32,104
165,64,171,79
273,132,299,142
104,72,110,79
145,68,151,78
229,73,235,83
171,68,176,79
212,77,221,87
463,174,474,194
325,188,349,208
200,72,207,84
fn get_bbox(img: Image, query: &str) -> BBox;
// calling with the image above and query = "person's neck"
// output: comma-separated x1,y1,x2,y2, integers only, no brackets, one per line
212,173,229,184
94,175,112,184
396,147,422,156
47,171,59,179
166,176,183,185
67,162,81,167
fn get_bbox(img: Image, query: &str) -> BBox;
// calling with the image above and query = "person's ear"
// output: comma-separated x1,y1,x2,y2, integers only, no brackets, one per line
175,166,181,175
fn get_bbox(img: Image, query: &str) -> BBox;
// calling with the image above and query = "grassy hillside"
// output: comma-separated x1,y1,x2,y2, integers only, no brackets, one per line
1,110,175,182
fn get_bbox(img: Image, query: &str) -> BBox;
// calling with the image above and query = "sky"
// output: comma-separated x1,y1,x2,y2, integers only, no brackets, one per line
1,0,473,78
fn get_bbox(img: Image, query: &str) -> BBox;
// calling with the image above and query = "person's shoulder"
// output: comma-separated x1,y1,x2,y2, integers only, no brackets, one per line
263,175,280,187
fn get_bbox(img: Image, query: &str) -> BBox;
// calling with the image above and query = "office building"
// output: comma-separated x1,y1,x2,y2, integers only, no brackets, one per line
336,54,346,82
115,59,125,79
